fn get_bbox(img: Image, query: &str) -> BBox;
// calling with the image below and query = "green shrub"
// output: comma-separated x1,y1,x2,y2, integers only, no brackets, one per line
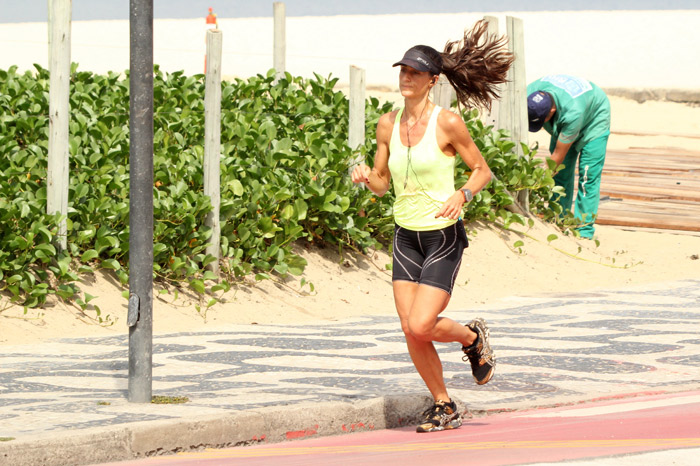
0,64,570,308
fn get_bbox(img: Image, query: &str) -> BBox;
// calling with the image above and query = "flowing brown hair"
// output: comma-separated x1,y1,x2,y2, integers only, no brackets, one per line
439,20,514,112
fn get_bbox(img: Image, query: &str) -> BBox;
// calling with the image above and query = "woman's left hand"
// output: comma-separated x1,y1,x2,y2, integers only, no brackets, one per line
435,191,466,219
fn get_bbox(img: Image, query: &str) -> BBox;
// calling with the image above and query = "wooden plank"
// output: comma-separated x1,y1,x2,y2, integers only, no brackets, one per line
611,130,700,140
602,171,700,182
604,157,699,170
603,167,700,178
614,146,700,156
600,184,700,202
596,216,700,232
599,199,700,216
534,145,700,231
597,201,700,230
601,174,700,189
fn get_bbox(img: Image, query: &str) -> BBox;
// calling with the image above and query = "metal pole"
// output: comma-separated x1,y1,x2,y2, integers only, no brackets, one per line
128,0,154,403
204,29,222,273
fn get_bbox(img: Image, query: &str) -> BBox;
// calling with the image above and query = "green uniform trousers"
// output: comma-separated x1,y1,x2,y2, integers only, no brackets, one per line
552,134,609,239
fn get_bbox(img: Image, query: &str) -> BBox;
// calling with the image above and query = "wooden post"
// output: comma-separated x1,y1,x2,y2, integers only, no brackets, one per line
499,19,514,137
203,29,222,274
506,16,528,157
47,0,71,251
506,16,530,209
348,65,365,168
273,2,286,82
483,15,500,130
432,75,454,110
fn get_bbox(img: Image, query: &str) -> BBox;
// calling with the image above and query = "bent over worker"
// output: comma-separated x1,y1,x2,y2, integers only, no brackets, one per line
527,75,611,239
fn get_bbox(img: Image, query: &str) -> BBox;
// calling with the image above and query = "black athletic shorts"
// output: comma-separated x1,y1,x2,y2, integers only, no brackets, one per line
392,221,469,295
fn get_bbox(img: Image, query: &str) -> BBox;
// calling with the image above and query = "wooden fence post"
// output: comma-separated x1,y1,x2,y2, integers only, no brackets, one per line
497,16,530,211
273,2,286,82
506,16,528,157
204,29,222,274
348,65,365,168
483,15,500,130
432,75,455,110
47,0,71,251
506,16,529,209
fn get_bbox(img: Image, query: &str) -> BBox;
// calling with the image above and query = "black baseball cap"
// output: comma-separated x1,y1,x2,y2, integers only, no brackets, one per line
527,91,553,132
392,46,442,75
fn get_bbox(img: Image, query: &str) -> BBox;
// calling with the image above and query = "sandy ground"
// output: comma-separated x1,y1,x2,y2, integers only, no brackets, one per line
2,11,700,89
2,94,699,346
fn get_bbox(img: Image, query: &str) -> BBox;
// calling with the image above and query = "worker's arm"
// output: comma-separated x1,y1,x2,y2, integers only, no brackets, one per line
550,139,574,167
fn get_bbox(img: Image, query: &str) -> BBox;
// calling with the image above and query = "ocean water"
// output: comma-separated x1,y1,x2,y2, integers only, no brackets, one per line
1,0,699,23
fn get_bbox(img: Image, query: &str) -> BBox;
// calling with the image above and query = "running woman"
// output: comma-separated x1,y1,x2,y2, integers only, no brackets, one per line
351,21,513,433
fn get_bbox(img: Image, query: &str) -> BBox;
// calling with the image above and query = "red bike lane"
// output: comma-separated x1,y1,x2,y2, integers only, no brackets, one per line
102,391,700,465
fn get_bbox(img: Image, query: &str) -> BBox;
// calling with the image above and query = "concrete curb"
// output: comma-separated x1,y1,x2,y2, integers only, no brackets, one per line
0,394,433,466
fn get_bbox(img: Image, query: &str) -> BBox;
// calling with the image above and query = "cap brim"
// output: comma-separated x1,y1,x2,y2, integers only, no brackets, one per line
528,119,545,132
392,59,431,73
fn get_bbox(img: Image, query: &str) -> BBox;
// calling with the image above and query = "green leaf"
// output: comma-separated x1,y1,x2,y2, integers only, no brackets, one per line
81,249,99,262
56,284,75,300
189,279,205,294
546,234,558,243
230,179,244,196
100,259,121,270
294,199,308,220
34,243,56,256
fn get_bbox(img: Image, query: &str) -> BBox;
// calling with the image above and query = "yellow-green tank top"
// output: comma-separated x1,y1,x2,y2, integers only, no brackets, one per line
387,106,457,231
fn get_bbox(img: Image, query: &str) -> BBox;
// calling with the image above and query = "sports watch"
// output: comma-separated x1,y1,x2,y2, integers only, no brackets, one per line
461,188,473,203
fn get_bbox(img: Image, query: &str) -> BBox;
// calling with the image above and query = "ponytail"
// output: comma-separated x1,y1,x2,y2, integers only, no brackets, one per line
440,20,514,112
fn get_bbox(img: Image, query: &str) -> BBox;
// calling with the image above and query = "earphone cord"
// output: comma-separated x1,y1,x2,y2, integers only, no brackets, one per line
403,97,428,189
403,97,459,213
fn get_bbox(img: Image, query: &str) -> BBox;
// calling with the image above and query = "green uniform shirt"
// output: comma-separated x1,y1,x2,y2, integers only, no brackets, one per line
527,75,611,154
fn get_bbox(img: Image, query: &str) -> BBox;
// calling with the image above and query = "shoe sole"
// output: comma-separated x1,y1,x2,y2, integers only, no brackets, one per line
470,318,495,385
416,417,462,433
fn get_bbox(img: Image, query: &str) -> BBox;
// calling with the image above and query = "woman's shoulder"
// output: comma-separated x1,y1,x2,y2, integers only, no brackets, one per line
380,109,400,123
377,109,400,131
436,107,466,130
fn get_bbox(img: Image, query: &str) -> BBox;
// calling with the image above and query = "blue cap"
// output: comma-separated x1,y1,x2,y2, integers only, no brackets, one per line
527,91,553,132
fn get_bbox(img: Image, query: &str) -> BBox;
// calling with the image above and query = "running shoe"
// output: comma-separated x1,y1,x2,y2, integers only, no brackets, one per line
462,318,495,385
415,399,462,433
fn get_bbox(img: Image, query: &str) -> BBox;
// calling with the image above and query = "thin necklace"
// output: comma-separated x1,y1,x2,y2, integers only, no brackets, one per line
404,101,429,189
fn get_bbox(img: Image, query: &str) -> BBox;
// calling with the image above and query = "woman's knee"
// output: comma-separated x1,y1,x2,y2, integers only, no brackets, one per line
407,315,436,341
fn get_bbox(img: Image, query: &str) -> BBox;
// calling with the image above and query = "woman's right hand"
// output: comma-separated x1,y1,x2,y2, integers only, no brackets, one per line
351,164,372,185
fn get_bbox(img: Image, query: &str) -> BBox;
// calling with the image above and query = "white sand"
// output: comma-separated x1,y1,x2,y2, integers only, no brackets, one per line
2,10,700,89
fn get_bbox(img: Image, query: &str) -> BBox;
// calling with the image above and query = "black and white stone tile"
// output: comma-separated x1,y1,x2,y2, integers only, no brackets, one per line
1,279,698,438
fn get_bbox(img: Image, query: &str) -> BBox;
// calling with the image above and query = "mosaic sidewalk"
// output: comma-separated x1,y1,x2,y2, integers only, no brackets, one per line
1,279,699,440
